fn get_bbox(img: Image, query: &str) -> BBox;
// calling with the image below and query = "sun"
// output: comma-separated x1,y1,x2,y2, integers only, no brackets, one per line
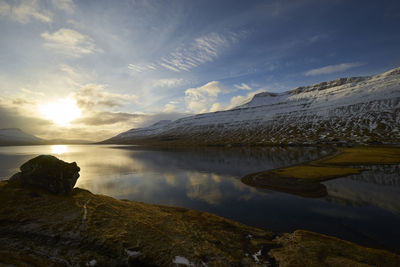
39,98,82,126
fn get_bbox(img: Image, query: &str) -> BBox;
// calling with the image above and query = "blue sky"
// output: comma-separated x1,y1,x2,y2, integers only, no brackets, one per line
0,0,399,140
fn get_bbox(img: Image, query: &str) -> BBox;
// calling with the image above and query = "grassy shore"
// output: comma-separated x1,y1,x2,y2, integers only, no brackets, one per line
241,146,400,198
244,146,400,182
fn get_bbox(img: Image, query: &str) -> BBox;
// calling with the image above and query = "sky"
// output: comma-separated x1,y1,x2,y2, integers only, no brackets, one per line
0,0,399,141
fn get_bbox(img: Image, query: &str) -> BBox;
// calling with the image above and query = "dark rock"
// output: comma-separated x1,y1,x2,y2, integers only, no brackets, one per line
9,155,80,195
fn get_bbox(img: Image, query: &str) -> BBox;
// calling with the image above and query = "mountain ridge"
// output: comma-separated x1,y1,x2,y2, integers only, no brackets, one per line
0,128,92,146
0,128,44,145
105,67,400,146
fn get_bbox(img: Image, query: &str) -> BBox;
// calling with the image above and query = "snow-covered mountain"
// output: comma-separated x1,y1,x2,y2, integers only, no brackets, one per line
0,128,44,145
104,67,400,146
111,120,172,140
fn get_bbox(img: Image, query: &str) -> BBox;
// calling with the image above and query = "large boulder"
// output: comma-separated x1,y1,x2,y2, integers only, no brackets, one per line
9,155,80,195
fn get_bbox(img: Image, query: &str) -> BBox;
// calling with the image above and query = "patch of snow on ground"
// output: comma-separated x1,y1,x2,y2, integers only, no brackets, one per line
173,256,194,266
87,259,96,266
125,249,141,257
253,249,262,263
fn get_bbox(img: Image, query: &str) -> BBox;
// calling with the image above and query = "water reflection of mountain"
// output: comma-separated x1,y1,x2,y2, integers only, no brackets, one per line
115,146,333,177
323,165,400,214
344,165,400,186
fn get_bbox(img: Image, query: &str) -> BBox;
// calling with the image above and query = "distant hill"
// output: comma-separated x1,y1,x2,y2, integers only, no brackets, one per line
103,67,400,146
0,128,44,146
0,128,92,146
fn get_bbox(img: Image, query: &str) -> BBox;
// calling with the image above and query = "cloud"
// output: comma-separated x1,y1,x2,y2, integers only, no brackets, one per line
0,97,52,135
191,88,264,113
234,83,252,90
308,34,329,44
0,88,183,141
153,78,183,88
51,0,75,13
228,89,265,109
58,64,97,88
41,28,102,56
74,84,138,110
163,103,176,113
160,32,229,72
75,111,144,126
185,81,222,113
20,88,44,97
0,1,10,17
209,103,223,112
128,63,158,73
0,0,52,23
128,31,245,75
305,62,363,76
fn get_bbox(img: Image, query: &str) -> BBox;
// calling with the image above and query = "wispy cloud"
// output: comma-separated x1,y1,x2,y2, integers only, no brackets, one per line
185,81,222,113
234,83,252,90
160,32,228,72
153,78,183,88
129,31,245,75
128,63,158,73
51,0,75,14
41,28,102,57
305,62,364,76
0,0,52,23
20,88,44,97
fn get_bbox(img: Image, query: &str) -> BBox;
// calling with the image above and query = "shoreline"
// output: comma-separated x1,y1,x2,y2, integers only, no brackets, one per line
1,181,400,266
242,146,400,196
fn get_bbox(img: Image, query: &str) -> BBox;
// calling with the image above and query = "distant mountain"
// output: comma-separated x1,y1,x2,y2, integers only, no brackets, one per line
110,120,172,141
0,128,44,145
103,67,400,146
0,128,93,146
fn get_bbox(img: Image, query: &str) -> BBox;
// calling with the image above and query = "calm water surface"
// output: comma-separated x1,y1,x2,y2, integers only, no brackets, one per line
1,144,399,252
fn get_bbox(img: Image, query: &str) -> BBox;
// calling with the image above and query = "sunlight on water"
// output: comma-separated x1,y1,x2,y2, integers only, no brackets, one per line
51,145,68,155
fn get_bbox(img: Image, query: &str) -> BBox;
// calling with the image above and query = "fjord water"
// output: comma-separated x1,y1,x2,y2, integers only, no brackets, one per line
1,145,399,252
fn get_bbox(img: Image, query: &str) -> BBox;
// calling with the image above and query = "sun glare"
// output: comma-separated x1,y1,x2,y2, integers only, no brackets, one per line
51,145,68,155
40,98,81,126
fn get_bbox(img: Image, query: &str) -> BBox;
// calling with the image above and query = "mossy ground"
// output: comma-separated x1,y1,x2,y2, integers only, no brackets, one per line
269,230,400,267
0,181,276,266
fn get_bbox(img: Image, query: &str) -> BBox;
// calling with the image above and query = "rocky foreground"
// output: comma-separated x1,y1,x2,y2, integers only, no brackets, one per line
1,156,399,266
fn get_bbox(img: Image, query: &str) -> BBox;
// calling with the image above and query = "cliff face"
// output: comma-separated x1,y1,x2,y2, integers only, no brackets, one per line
104,67,400,146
